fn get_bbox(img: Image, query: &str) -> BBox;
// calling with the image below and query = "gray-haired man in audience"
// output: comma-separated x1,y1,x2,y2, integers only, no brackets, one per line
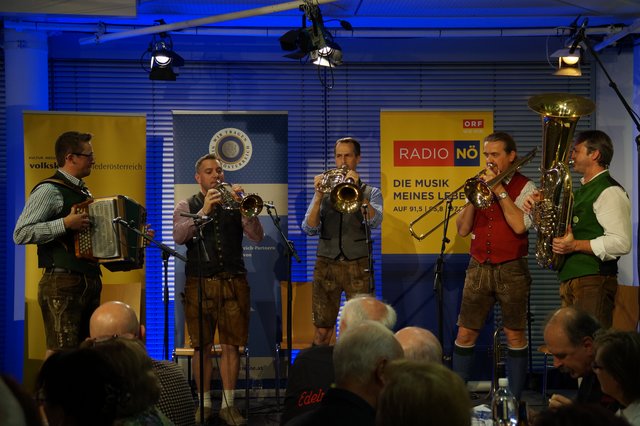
286,321,404,426
281,295,396,425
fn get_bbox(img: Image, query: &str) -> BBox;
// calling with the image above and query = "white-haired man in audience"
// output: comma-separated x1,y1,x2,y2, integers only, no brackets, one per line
286,321,404,426
281,295,396,425
89,301,196,426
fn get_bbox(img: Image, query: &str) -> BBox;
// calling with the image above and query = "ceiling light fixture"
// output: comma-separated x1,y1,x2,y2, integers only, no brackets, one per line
141,25,185,81
279,0,348,68
551,47,582,76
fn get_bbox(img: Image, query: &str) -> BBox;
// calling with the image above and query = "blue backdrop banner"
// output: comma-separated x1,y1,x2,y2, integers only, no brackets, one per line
172,111,288,360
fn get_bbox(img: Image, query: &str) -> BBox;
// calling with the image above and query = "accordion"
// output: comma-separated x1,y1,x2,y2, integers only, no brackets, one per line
74,195,147,272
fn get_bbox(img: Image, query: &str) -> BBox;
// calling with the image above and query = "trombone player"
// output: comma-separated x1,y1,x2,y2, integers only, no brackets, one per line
452,132,536,400
302,137,383,346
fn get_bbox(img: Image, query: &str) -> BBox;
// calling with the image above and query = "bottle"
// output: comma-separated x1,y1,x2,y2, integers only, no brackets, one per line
491,377,518,426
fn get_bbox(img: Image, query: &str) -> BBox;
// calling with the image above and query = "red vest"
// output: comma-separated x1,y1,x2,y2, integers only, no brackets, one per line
470,172,529,264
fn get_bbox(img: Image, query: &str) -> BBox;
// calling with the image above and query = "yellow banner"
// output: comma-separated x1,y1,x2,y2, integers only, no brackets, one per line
380,110,493,254
22,111,146,359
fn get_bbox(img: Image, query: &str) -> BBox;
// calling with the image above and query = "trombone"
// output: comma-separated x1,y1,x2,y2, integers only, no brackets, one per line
408,147,537,240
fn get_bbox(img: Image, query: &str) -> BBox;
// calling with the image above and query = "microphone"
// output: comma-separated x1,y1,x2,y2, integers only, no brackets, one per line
569,18,588,54
113,217,134,227
263,202,275,209
179,211,211,220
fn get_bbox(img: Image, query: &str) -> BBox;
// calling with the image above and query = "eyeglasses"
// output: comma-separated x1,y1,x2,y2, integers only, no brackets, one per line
72,152,94,159
591,361,605,371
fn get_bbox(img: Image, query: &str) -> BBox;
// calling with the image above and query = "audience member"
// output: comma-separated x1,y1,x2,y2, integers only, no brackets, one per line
0,374,42,426
36,347,120,426
594,330,640,425
286,321,404,426
533,403,631,426
83,337,172,425
376,359,470,426
394,326,442,363
281,295,396,425
543,307,618,411
90,301,195,426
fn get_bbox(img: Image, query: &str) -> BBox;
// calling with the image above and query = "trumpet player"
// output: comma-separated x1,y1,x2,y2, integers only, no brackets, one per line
452,132,536,400
173,153,263,425
302,137,383,346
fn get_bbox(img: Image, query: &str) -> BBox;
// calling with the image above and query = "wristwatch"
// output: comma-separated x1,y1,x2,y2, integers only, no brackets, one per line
498,191,508,200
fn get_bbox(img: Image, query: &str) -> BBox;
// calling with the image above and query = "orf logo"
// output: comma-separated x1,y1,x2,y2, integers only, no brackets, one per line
209,128,253,171
463,119,485,129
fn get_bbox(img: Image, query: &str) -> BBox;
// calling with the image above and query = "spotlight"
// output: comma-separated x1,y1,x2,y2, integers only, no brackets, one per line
551,47,582,77
311,41,343,67
279,0,347,68
142,31,185,81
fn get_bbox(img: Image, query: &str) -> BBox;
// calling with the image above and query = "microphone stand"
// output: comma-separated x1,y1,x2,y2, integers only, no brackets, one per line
265,204,300,374
433,198,454,351
112,218,187,360
192,216,211,426
361,203,374,294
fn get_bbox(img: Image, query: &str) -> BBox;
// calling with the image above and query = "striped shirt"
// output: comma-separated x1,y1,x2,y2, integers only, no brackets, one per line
13,169,88,245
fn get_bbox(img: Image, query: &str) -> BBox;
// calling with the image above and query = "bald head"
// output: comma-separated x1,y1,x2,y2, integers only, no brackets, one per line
340,295,396,333
544,307,600,346
89,301,140,340
395,327,442,363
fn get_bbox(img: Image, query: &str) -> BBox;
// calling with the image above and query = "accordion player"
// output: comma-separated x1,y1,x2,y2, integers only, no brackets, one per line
73,195,147,272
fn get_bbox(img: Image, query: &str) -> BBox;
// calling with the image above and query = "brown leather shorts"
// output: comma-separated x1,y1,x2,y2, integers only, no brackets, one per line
457,257,531,330
38,270,102,350
312,256,372,328
183,274,250,348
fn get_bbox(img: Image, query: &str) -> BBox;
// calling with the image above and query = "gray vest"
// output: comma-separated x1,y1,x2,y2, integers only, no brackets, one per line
316,184,373,260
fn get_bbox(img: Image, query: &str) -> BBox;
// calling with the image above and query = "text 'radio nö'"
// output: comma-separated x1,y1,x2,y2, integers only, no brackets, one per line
393,140,481,167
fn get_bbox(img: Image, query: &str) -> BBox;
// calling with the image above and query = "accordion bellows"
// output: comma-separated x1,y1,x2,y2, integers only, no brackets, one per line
74,195,147,272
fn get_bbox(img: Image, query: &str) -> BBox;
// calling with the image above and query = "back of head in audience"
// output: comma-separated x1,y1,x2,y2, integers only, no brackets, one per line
1,374,42,426
90,300,142,340
533,403,631,426
394,326,442,363
36,347,120,426
594,330,640,407
340,295,397,333
376,359,470,426
82,337,161,420
333,321,404,407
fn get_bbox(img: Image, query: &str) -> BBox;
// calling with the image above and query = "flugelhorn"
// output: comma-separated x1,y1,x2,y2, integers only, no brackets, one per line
408,148,537,240
317,165,362,214
215,180,264,218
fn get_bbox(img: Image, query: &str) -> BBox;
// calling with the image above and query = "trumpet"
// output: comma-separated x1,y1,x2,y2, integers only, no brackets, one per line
408,148,537,240
317,166,362,214
215,180,264,218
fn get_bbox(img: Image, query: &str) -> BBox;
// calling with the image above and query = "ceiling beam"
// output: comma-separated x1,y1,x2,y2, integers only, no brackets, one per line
78,0,338,45
593,18,640,51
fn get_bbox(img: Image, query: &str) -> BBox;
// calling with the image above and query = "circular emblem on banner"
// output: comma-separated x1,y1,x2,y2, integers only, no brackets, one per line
209,128,253,171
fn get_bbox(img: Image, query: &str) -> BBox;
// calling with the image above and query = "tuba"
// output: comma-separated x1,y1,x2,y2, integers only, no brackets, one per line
317,165,362,214
528,93,595,270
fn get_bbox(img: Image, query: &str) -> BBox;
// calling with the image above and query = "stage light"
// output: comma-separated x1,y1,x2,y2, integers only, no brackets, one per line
142,31,185,81
279,0,347,68
551,47,582,76
311,41,343,67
